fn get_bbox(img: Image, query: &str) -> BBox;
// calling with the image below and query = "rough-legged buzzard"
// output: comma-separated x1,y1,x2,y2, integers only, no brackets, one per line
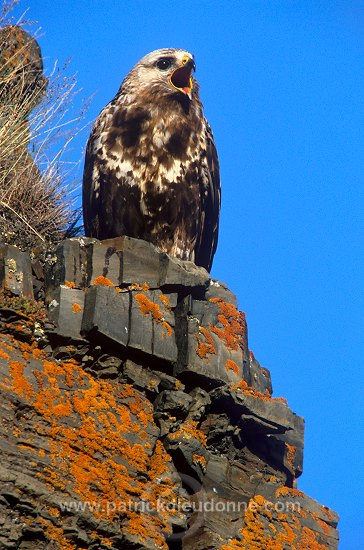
82,48,220,272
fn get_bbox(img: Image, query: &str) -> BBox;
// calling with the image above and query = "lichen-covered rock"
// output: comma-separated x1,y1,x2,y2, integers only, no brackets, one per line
44,238,251,382
0,236,339,549
183,489,339,550
0,245,34,298
249,350,273,396
45,236,210,292
0,333,186,549
130,289,178,362
206,278,239,309
47,285,85,338
82,284,130,346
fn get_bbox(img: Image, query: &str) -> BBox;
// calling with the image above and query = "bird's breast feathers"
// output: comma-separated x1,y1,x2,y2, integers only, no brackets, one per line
91,101,206,196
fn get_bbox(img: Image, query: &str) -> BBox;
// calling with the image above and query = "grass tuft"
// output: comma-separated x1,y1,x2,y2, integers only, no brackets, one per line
0,1,89,249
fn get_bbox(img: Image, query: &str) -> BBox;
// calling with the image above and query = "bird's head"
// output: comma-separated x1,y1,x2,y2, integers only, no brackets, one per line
122,48,197,101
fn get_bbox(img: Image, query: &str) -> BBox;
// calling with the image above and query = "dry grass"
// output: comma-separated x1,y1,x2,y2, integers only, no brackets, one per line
0,1,89,249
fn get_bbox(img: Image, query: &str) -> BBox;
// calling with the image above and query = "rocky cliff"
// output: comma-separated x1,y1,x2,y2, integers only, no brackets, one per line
0,237,339,549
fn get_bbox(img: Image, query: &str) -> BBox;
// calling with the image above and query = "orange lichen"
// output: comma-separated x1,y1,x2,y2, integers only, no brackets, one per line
135,293,172,337
322,506,333,521
225,359,240,375
219,492,330,550
148,440,172,479
160,294,171,307
316,517,330,537
209,298,246,351
36,518,80,550
269,522,277,534
99,536,113,547
296,527,328,550
169,420,207,446
93,275,114,286
12,426,20,438
275,486,304,498
285,444,297,470
128,282,150,291
119,384,155,428
32,346,48,362
0,334,180,548
71,303,81,314
12,340,33,362
18,443,35,453
193,453,207,468
232,377,287,404
135,293,160,317
268,475,279,484
147,378,157,390
0,348,10,360
222,495,280,550
126,511,169,548
8,360,34,399
231,377,269,400
47,506,60,517
0,341,13,352
64,280,76,288
196,326,216,359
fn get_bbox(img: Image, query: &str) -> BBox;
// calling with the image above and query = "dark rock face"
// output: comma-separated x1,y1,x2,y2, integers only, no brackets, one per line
0,244,34,298
0,237,339,549
0,25,47,114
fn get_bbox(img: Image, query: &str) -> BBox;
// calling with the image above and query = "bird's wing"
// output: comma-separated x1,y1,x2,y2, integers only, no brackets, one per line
82,110,109,237
83,100,151,240
194,119,221,272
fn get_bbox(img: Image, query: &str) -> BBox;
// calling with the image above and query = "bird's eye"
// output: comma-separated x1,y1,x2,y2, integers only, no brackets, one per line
156,58,172,71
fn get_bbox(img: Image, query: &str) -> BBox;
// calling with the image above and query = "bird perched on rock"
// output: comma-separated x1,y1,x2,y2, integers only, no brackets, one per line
82,48,220,272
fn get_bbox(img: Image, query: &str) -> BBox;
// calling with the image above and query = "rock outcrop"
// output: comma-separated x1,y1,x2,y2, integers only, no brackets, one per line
0,26,49,247
0,25,79,250
0,237,339,549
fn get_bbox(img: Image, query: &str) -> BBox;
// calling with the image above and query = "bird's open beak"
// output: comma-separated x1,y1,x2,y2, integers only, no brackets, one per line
170,56,195,99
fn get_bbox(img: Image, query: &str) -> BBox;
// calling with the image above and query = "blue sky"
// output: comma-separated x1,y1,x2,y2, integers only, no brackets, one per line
8,1,364,548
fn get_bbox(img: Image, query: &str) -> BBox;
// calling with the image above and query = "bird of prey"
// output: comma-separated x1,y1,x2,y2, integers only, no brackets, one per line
82,48,220,272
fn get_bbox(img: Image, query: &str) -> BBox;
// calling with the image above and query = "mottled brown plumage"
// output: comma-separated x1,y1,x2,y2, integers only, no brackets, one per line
82,48,220,272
